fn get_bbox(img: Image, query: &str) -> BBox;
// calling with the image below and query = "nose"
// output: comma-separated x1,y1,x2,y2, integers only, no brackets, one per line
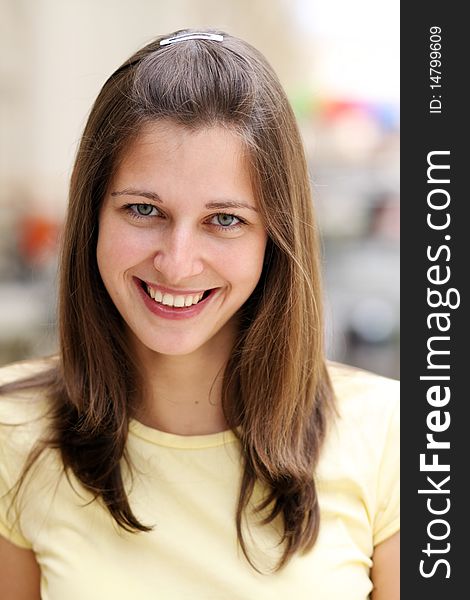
153,225,204,284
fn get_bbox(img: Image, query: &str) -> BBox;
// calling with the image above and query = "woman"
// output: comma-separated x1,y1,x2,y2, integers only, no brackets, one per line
0,29,399,599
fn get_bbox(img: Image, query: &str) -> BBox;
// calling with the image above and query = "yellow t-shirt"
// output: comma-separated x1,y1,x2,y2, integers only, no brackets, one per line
0,359,399,600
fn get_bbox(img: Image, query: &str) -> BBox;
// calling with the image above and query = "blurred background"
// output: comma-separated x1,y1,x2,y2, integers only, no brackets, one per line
0,0,399,378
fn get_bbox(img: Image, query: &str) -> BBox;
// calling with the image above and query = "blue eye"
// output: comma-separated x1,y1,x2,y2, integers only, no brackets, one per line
135,204,157,216
212,213,241,228
124,203,160,219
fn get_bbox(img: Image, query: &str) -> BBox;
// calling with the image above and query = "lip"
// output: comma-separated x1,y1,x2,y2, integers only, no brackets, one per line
135,278,219,320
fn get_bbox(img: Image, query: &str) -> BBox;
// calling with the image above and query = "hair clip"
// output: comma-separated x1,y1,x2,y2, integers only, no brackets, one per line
159,33,224,46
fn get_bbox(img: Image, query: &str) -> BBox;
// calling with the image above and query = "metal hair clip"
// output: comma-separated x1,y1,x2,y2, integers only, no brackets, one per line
159,33,224,46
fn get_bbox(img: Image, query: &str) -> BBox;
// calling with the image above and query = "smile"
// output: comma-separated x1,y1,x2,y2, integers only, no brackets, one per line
136,278,217,320
145,283,211,308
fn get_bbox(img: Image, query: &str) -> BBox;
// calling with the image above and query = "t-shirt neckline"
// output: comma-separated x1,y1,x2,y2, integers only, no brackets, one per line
129,419,238,449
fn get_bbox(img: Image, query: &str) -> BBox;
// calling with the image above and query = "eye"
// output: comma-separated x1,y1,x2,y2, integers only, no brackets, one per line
123,203,161,219
134,204,158,216
210,213,241,228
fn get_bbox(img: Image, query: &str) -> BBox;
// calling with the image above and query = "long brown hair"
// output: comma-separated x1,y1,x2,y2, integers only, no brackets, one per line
2,28,335,571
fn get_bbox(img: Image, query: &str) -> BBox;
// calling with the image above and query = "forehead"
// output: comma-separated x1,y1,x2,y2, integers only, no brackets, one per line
108,120,256,208
118,120,249,173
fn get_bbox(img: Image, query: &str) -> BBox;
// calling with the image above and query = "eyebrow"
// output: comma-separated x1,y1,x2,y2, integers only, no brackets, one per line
111,189,162,202
111,188,258,212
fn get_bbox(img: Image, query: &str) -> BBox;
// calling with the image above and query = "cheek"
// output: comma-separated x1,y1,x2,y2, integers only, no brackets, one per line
97,221,134,290
248,234,268,272
97,225,117,282
223,237,267,290
97,220,150,281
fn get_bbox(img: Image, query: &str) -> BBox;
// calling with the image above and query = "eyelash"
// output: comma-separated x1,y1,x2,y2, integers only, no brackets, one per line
123,203,247,232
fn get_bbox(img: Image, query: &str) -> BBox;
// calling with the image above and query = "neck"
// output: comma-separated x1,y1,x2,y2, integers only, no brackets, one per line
134,326,236,436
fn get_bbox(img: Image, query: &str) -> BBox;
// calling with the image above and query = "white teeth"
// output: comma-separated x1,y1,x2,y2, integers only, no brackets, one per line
162,293,173,306
174,295,185,307
146,285,208,308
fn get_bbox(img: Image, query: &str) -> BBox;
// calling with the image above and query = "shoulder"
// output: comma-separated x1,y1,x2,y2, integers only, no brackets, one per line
327,361,399,432
0,357,55,444
327,360,399,402
0,356,56,388
0,358,57,549
320,361,399,486
321,362,400,545
324,361,399,472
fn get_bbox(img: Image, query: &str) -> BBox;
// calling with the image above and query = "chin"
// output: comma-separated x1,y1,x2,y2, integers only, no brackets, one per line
150,343,200,357
132,331,212,358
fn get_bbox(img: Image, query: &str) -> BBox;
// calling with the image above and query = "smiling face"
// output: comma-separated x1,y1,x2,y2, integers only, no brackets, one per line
96,121,268,360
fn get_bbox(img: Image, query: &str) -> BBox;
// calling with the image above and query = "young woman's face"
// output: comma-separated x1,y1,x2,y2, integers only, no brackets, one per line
97,121,268,357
